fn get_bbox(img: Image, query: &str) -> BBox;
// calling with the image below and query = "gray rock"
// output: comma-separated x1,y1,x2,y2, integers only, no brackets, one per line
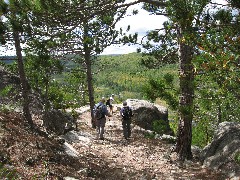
0,66,44,114
0,66,21,104
63,176,79,180
200,122,240,177
126,99,174,135
61,130,93,145
63,142,79,158
42,109,77,135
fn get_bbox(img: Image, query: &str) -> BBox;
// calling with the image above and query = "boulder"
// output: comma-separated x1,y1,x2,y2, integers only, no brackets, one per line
0,66,21,103
42,109,77,135
200,122,240,178
0,66,44,113
126,99,174,135
0,66,21,89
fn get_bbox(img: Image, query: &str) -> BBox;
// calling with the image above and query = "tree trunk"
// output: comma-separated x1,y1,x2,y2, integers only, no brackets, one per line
83,25,96,128
175,28,194,161
217,105,222,124
85,52,95,128
13,30,34,128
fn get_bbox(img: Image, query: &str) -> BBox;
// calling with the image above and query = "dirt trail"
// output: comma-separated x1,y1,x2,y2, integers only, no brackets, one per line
71,106,227,180
0,106,228,179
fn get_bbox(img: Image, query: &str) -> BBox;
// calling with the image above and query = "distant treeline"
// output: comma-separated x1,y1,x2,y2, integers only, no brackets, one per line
0,56,18,60
0,56,18,64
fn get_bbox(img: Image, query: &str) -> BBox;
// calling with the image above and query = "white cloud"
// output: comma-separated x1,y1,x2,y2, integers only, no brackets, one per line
1,0,228,56
212,0,227,5
102,0,229,55
101,3,168,55
101,44,142,55
0,44,16,56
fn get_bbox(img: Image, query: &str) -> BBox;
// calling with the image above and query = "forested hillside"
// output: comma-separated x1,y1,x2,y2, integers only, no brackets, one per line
94,53,178,101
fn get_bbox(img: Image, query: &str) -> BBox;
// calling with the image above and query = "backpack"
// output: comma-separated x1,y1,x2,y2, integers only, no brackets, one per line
106,99,110,106
94,104,104,120
121,106,132,120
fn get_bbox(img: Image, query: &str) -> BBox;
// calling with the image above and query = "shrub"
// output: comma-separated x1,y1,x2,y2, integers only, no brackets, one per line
144,131,155,139
152,120,168,135
192,119,214,148
0,162,18,179
234,151,240,165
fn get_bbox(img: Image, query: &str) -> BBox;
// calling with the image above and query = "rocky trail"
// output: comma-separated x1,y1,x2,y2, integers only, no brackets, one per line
63,106,227,180
0,105,228,179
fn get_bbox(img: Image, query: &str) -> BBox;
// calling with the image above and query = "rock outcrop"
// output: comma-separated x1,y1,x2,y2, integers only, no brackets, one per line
0,66,45,113
125,99,174,135
42,109,77,135
0,66,21,103
200,122,240,178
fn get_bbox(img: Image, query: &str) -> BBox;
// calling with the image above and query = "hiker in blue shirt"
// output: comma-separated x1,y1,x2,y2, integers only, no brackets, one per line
94,97,111,140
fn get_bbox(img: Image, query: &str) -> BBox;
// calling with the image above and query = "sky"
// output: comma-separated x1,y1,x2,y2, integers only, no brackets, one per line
101,2,168,55
101,0,228,55
0,1,168,56
0,0,228,56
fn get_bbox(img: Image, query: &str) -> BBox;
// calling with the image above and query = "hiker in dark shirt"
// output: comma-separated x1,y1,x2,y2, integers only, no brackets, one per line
120,101,133,140
106,94,115,114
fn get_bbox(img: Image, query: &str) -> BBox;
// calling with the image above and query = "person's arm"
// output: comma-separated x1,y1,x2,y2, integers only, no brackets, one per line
120,108,123,117
93,104,97,111
130,107,133,117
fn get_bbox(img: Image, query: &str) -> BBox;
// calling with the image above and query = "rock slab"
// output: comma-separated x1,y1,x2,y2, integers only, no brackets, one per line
200,122,240,178
126,99,174,135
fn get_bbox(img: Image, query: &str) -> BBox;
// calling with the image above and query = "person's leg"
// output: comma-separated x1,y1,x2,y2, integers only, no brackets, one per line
99,118,106,140
109,105,113,114
122,120,128,139
95,120,100,139
96,126,100,139
99,126,105,139
92,119,96,128
127,120,131,138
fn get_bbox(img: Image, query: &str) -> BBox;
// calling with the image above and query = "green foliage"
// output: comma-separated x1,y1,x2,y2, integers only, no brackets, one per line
0,105,11,113
214,9,233,24
144,131,155,139
0,162,18,179
69,109,79,120
234,151,240,165
192,119,214,148
167,0,209,28
169,119,178,136
47,80,81,109
94,53,148,99
0,85,13,97
47,71,87,109
190,7,240,147
152,120,168,135
227,0,240,9
94,54,179,104
0,83,20,113
2,0,239,152
142,71,179,110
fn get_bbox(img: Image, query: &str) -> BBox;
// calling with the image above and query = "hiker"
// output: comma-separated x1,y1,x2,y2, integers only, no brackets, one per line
94,97,111,140
120,101,133,140
106,94,115,114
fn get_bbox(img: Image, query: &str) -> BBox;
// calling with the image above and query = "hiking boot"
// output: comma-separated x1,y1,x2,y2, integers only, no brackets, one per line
99,137,104,140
